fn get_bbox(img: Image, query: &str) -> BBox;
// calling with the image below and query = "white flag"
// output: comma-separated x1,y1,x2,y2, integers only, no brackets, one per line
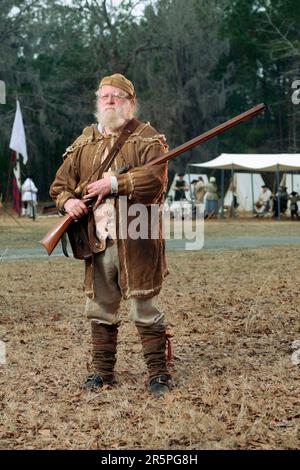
9,99,28,164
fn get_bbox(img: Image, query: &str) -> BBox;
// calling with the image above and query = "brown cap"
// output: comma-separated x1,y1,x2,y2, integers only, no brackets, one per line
99,73,136,98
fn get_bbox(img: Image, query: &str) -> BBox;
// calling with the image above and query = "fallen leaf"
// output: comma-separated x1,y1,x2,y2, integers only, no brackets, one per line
38,429,51,437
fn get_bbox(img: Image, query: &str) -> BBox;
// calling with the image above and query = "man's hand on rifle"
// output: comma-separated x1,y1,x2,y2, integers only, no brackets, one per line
64,198,89,220
82,176,112,210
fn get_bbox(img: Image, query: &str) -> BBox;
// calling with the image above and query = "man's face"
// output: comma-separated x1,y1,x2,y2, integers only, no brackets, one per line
96,84,135,131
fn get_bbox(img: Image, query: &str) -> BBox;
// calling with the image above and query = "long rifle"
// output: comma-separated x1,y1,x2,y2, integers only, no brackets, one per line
40,103,266,255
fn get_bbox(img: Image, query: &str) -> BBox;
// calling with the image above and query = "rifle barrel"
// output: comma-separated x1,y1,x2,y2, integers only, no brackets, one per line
146,103,266,167
39,103,266,256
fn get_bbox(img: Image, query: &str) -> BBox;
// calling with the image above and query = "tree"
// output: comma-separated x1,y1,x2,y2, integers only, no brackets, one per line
131,0,229,175
1,0,146,198
216,0,300,156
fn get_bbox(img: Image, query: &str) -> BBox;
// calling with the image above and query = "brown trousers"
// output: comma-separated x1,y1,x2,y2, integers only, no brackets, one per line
85,242,170,381
85,242,164,326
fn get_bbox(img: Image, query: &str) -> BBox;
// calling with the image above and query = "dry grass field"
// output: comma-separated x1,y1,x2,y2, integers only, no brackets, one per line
0,214,299,449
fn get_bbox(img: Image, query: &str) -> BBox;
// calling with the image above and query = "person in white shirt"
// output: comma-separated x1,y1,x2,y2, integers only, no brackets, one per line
254,184,272,216
21,175,38,219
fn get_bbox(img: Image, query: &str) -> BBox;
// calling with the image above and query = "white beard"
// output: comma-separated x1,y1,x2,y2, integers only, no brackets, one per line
95,102,132,132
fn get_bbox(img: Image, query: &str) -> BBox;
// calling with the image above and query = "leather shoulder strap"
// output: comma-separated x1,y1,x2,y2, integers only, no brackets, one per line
92,118,141,181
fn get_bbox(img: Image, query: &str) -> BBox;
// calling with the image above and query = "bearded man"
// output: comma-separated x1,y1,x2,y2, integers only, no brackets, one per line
50,74,171,395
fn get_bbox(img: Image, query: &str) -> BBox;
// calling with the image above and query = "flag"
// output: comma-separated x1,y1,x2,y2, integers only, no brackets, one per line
9,100,28,164
9,100,28,215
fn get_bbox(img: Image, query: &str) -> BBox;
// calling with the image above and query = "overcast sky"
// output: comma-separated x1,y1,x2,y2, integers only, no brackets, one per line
60,0,150,16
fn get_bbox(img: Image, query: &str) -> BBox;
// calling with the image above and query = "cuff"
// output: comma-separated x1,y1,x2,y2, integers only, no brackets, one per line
110,176,118,194
116,173,134,199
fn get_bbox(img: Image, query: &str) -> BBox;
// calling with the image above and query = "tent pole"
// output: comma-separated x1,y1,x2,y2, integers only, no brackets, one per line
187,164,194,220
251,173,255,214
276,163,280,221
187,164,193,201
220,169,225,219
231,165,235,219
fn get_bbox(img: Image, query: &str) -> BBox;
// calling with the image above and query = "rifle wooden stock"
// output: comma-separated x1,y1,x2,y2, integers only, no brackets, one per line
40,213,73,255
40,196,97,255
40,103,266,255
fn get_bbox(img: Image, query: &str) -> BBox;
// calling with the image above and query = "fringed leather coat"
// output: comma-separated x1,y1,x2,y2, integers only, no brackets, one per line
50,121,169,300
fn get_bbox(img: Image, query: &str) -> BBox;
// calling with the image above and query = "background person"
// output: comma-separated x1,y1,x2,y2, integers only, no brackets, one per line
195,176,206,204
289,191,300,219
272,186,289,218
21,174,38,219
254,184,272,217
204,176,219,218
172,173,189,201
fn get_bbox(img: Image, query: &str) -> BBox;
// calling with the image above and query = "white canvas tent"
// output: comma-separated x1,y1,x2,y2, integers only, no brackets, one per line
190,154,300,218
224,173,300,214
191,153,300,172
224,172,265,212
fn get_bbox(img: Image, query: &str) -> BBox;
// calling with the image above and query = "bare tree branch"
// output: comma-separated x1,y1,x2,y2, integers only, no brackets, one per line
264,9,300,58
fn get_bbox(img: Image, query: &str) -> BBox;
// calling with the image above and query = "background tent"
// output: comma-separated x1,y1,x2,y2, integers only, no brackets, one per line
191,154,300,172
190,154,300,218
224,172,265,211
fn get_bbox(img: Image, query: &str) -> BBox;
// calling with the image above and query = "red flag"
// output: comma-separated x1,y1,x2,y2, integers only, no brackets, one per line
11,150,21,215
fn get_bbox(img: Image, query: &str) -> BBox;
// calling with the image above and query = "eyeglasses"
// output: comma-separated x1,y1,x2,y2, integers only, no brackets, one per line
98,93,130,102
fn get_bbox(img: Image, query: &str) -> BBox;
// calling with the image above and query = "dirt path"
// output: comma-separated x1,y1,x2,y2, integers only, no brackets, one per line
1,235,300,260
